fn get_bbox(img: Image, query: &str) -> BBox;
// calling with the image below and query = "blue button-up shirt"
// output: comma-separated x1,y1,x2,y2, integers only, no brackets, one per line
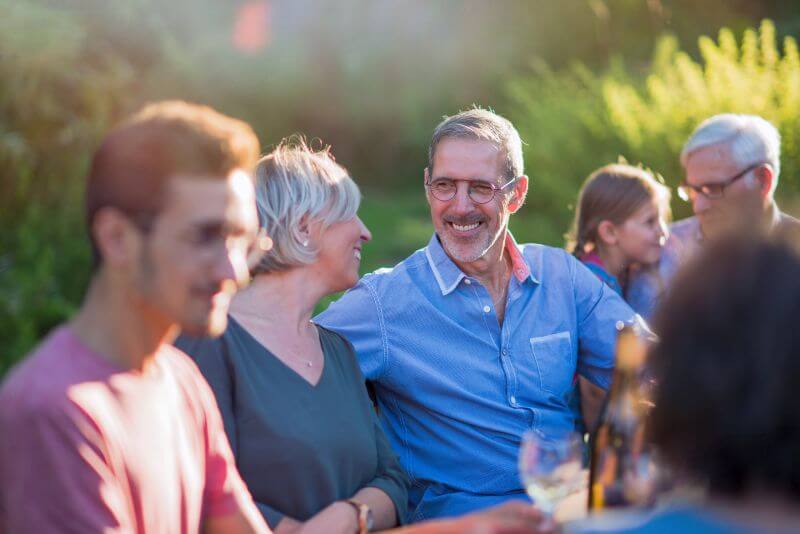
316,233,635,520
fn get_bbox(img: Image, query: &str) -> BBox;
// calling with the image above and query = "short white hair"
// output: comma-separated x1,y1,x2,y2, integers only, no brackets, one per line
680,114,781,195
252,138,360,275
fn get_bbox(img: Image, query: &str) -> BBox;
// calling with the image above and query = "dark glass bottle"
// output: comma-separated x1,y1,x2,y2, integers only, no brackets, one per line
587,325,654,511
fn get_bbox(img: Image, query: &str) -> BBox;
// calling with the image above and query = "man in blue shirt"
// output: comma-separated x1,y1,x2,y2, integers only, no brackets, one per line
316,109,636,521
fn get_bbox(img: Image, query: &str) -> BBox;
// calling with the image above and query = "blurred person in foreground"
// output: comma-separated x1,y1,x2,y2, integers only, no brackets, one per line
627,113,800,319
0,101,270,533
573,232,800,533
176,139,551,534
317,108,637,520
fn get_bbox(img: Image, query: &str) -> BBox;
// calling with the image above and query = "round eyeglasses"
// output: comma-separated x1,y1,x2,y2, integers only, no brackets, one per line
425,177,518,204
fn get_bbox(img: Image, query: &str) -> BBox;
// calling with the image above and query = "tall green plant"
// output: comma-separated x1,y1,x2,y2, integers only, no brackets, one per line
0,1,154,374
507,19,800,245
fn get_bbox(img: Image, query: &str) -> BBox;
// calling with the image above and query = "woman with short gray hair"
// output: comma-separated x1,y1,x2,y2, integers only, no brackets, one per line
176,138,408,533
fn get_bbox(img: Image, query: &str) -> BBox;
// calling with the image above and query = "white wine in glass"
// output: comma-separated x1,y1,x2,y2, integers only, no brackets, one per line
519,430,585,519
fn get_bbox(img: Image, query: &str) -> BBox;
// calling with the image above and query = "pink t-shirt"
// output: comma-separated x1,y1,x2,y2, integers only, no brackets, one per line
0,326,265,533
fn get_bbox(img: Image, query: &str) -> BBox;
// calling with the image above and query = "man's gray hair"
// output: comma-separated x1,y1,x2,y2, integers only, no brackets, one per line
681,113,781,196
252,138,360,275
428,108,524,181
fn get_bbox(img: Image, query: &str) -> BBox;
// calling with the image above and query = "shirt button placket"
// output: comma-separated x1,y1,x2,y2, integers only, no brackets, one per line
501,348,515,406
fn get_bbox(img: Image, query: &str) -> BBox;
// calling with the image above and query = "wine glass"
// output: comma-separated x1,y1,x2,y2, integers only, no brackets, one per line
518,430,585,523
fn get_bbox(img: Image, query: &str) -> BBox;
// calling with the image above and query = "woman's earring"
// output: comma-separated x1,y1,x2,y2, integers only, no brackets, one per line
302,238,309,247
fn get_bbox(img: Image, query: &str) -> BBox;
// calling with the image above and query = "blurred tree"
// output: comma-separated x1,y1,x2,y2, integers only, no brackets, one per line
3,0,800,373
508,20,800,250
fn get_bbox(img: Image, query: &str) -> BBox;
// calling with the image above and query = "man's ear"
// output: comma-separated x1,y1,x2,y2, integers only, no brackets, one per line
508,175,529,214
597,220,618,246
92,207,141,268
424,167,432,205
755,164,774,199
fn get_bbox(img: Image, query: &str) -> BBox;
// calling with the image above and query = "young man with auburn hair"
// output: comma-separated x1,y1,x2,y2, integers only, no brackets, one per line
0,101,271,533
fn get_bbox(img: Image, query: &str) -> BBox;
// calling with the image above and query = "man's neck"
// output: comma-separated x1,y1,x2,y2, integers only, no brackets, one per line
451,230,510,285
448,230,513,324
69,273,176,372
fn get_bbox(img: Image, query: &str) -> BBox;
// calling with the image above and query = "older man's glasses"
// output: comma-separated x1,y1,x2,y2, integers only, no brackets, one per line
426,177,518,204
677,163,763,202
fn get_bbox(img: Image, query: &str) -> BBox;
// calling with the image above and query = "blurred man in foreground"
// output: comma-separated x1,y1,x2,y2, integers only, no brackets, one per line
627,113,800,318
0,101,270,533
575,233,800,533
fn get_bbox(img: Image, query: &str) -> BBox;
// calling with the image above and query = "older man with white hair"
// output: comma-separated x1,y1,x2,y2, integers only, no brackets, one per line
627,113,800,318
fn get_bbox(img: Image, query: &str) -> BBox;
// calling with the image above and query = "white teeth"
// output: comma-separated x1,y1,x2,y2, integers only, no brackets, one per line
452,222,479,232
354,250,361,260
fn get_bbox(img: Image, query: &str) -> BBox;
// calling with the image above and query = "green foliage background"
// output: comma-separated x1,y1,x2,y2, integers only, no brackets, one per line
3,1,800,374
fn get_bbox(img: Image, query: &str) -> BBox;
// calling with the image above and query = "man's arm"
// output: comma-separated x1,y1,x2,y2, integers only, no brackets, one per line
570,252,637,391
391,501,551,534
203,509,270,534
578,376,606,433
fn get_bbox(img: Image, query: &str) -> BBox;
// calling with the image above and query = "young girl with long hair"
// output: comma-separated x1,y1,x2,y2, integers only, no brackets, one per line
568,163,671,299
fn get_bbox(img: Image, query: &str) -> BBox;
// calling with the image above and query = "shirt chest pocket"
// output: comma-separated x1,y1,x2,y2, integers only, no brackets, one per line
529,331,574,397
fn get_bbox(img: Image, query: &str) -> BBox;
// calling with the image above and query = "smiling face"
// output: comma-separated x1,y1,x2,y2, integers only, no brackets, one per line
425,137,527,265
132,170,259,336
310,214,372,293
614,199,667,266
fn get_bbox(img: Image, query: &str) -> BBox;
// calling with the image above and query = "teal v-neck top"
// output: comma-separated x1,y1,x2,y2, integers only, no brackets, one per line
175,319,409,528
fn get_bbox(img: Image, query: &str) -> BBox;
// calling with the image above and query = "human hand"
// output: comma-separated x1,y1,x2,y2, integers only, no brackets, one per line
455,501,557,534
298,501,358,534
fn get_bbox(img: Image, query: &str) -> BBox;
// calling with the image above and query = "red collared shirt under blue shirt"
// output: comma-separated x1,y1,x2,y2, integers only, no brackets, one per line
316,233,635,521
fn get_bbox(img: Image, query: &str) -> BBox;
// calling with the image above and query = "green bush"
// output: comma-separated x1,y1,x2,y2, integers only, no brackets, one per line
0,0,150,374
4,9,800,375
507,19,800,245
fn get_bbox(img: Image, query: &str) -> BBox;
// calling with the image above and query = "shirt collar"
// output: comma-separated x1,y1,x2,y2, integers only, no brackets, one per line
425,232,538,296
580,251,605,269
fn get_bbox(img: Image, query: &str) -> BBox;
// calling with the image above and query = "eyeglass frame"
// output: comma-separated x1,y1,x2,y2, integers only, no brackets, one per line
425,176,520,204
677,162,765,202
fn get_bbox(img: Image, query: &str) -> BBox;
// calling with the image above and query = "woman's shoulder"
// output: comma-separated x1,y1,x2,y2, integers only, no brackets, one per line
315,324,355,354
315,324,363,374
174,331,226,360
173,323,242,378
